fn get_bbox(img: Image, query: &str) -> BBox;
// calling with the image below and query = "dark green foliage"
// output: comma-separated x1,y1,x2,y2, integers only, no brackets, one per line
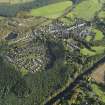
12,79,31,98
0,57,21,98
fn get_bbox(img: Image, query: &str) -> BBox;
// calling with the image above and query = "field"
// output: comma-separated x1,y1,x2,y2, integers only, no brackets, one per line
0,0,33,4
93,29,104,41
92,83,105,103
91,63,105,83
98,11,105,19
86,29,104,41
30,1,72,18
80,46,105,56
72,0,102,20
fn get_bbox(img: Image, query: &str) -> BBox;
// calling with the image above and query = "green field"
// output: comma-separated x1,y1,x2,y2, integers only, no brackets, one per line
86,29,104,42
80,46,105,56
98,11,105,19
93,29,104,41
73,0,102,20
30,1,72,18
92,84,105,103
86,36,92,42
0,0,33,4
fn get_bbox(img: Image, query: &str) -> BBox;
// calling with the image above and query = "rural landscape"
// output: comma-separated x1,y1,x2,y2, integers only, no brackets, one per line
0,0,105,105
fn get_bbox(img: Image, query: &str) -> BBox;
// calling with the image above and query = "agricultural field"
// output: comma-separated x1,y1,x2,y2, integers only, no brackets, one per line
80,46,105,56
92,83,105,103
72,0,102,20
30,1,72,18
85,29,104,41
0,0,34,4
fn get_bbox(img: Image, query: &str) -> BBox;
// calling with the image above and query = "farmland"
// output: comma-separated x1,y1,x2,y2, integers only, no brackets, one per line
0,0,34,4
73,0,102,20
80,46,105,56
30,1,72,18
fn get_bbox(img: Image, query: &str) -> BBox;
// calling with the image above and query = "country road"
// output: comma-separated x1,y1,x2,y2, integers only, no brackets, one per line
44,55,105,105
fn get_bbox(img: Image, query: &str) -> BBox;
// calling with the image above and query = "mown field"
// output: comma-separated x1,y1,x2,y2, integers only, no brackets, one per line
0,0,33,4
72,0,102,20
30,1,72,18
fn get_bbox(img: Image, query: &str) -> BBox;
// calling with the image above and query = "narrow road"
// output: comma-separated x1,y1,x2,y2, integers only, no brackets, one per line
44,55,105,105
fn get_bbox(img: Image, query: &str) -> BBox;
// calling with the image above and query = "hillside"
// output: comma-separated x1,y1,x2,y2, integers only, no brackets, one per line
0,0,68,17
0,0,105,105
0,0,33,4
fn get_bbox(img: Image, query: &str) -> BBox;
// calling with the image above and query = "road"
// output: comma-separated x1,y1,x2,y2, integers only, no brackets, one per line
44,55,105,105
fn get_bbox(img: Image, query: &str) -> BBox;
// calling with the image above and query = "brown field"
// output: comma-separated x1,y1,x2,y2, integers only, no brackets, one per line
91,63,105,84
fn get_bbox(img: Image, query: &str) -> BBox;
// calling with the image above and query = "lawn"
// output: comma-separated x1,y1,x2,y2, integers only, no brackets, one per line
72,0,102,20
30,1,72,18
80,46,105,56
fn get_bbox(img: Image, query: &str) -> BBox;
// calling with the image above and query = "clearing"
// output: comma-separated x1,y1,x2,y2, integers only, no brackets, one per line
91,63,105,83
80,46,105,56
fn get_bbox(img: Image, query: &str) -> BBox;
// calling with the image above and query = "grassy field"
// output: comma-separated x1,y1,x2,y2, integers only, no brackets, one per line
86,29,104,42
86,36,92,42
92,83,105,103
30,1,72,18
98,11,105,19
80,46,105,56
72,0,102,20
0,0,34,4
93,29,104,41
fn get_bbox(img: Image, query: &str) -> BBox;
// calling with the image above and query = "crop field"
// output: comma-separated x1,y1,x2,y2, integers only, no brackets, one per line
72,0,102,20
30,1,72,18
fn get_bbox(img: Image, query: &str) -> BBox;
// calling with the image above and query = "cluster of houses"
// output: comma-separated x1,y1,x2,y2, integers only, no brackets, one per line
7,41,48,73
47,20,94,40
5,19,95,73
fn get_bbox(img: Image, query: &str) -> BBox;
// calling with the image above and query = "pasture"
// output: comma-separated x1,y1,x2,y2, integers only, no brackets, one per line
86,29,104,42
80,46,105,56
73,0,102,20
0,0,33,4
92,83,105,103
30,1,72,18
